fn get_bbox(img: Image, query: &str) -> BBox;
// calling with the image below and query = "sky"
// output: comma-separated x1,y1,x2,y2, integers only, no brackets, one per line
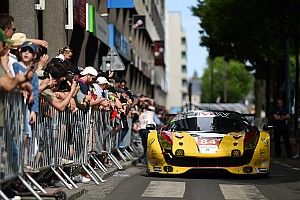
166,0,208,78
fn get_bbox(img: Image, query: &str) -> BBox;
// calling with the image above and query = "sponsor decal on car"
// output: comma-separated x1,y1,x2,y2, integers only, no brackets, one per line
149,138,155,145
153,167,162,172
197,138,222,153
187,111,230,118
257,168,268,173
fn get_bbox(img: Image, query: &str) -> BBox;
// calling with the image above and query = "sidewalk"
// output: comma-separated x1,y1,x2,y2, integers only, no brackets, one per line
33,157,139,200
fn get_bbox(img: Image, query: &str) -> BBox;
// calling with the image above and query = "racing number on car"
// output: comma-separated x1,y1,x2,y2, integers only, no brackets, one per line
198,138,220,145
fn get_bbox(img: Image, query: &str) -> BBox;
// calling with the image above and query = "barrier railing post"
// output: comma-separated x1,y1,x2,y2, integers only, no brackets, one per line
51,122,73,190
0,189,10,200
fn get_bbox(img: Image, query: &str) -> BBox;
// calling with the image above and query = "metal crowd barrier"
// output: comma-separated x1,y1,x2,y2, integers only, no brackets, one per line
0,91,26,200
89,110,124,170
0,93,136,199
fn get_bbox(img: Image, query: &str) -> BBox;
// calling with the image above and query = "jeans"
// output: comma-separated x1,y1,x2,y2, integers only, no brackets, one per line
139,129,149,160
118,127,129,147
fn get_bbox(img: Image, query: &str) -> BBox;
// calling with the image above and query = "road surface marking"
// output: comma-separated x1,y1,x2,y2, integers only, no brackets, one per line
292,167,300,171
142,181,185,198
220,184,268,200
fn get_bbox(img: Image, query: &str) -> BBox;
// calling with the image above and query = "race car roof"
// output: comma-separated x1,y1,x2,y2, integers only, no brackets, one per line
175,110,249,123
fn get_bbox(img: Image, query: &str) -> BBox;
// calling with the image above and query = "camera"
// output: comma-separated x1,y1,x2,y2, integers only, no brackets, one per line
38,70,50,80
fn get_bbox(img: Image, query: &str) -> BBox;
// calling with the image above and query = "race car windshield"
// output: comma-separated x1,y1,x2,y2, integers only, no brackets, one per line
173,116,248,133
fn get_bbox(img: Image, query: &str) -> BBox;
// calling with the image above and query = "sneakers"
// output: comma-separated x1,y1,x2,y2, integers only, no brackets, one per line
24,165,40,173
61,158,74,165
72,174,91,183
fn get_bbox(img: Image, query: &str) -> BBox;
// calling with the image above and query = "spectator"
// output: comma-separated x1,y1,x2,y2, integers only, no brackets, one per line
120,79,128,90
0,14,48,78
0,13,16,39
13,41,40,169
271,98,293,158
10,33,48,78
75,66,98,109
0,14,16,78
39,59,78,111
56,46,73,61
93,76,111,108
13,41,39,124
0,29,33,96
138,105,162,164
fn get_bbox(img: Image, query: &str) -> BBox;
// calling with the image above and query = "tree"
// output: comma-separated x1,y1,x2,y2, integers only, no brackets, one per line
192,0,300,124
201,57,254,103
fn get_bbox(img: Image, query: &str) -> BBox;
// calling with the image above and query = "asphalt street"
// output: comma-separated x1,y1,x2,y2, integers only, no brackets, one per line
77,158,300,200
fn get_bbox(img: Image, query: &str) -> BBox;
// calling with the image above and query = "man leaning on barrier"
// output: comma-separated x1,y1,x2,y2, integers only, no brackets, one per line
39,58,79,111
74,66,98,110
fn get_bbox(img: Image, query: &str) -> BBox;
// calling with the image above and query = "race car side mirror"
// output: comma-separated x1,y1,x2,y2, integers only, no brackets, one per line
160,125,169,132
146,124,156,130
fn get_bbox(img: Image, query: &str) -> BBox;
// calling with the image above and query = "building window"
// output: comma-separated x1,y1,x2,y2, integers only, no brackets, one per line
182,79,187,87
182,65,187,73
182,51,186,59
181,37,186,45
182,93,187,101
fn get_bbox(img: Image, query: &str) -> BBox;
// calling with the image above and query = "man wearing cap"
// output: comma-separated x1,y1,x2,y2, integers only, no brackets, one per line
75,66,98,108
94,76,109,98
93,76,112,109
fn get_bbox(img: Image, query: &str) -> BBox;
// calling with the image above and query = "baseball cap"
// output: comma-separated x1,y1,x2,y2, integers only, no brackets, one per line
0,29,13,45
96,76,109,84
20,41,39,54
11,33,27,49
80,66,98,76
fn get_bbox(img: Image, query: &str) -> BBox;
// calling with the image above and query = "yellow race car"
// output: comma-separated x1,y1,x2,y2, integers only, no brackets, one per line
147,110,270,177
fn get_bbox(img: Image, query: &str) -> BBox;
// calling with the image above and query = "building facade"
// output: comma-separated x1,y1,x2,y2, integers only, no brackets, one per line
191,71,201,105
166,12,188,112
1,0,166,105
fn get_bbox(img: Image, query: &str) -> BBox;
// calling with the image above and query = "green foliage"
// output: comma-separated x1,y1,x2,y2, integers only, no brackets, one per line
201,57,254,103
191,0,300,70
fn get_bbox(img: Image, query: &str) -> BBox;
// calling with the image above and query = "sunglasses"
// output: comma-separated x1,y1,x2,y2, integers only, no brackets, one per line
20,47,34,54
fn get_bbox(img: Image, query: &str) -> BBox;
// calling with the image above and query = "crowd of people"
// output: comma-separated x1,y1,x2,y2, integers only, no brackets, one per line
0,13,169,188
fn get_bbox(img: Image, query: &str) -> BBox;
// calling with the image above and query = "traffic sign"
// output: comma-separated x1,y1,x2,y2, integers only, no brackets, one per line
100,48,125,72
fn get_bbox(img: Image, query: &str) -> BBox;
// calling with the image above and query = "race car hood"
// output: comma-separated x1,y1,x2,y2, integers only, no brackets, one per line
171,131,246,157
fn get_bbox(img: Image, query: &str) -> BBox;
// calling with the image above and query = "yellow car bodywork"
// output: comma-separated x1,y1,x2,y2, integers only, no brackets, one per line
147,130,270,176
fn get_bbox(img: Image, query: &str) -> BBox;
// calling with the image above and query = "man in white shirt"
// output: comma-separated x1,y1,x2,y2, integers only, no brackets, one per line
138,105,162,164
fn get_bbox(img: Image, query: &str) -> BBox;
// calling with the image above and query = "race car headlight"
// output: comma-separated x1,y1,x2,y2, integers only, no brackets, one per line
175,149,184,156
